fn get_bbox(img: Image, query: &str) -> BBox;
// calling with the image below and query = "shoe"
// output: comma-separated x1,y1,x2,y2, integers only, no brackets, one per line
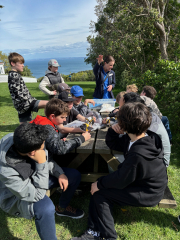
71,231,99,240
55,205,84,219
178,215,180,223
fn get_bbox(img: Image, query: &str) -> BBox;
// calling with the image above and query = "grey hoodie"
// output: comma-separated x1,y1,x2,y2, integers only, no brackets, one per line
0,133,64,219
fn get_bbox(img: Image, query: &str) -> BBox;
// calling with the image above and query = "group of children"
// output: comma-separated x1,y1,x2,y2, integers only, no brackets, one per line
0,52,173,240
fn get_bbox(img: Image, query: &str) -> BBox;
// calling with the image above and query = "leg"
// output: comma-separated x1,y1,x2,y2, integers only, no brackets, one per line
33,195,57,240
32,100,48,111
161,116,172,142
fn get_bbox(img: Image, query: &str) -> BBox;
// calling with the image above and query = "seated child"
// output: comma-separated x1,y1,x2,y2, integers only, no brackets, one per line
71,85,95,116
0,123,84,240
71,102,168,240
39,59,64,99
8,52,48,123
140,85,172,143
109,91,126,116
30,98,91,155
58,91,96,134
126,83,138,93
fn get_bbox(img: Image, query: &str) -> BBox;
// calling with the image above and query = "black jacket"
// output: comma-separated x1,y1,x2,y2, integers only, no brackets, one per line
97,128,168,207
93,62,116,99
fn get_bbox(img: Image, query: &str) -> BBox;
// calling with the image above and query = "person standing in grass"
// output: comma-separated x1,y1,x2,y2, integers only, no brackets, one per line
39,59,64,99
8,52,48,124
0,123,85,240
93,55,116,99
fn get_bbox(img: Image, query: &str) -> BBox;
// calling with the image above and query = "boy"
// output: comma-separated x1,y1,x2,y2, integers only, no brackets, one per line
71,85,95,116
0,123,84,240
71,103,168,240
140,85,172,143
126,83,138,93
30,98,91,155
8,52,48,123
58,91,96,134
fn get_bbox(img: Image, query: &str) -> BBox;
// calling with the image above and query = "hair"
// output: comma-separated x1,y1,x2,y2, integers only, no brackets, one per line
116,91,126,104
8,52,24,66
117,102,152,136
13,123,49,153
45,98,70,117
123,92,145,105
104,55,115,64
142,86,157,99
126,84,138,93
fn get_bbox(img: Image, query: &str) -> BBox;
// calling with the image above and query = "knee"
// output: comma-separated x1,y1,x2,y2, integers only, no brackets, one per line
34,196,55,218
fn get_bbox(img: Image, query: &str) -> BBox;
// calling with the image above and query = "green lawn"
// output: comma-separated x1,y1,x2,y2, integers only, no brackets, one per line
0,82,180,240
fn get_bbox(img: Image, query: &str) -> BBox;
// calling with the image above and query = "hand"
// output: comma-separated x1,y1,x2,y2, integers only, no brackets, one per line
62,138,66,141
112,123,124,134
96,55,104,65
82,132,91,141
84,99,95,106
53,90,57,95
107,85,113,92
90,181,99,195
113,108,119,113
58,174,68,192
28,149,46,164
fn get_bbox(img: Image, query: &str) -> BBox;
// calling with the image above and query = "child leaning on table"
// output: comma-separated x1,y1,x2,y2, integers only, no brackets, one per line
8,52,48,124
71,102,168,240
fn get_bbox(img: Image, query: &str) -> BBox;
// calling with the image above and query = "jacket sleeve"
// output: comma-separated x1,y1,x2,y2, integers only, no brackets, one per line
97,153,138,190
93,62,102,84
111,71,116,89
45,125,85,155
105,127,126,152
0,161,49,202
39,76,54,95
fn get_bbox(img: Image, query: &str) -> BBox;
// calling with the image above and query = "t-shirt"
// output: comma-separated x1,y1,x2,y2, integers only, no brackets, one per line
102,67,111,99
64,108,79,125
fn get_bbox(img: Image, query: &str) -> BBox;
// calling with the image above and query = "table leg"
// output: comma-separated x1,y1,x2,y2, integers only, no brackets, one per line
100,154,120,171
67,153,90,169
93,154,99,173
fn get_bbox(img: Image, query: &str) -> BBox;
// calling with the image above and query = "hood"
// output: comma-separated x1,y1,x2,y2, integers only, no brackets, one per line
128,130,164,161
30,115,58,132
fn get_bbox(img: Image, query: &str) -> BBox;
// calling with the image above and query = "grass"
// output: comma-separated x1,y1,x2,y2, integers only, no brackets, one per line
0,82,180,240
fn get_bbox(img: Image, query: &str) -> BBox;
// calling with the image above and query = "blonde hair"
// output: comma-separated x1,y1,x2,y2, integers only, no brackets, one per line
126,84,138,93
116,91,126,104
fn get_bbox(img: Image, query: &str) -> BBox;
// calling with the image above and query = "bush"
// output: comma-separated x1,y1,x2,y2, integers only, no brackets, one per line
62,70,95,82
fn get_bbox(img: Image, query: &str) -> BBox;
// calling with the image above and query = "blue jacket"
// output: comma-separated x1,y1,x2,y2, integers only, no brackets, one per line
93,62,116,99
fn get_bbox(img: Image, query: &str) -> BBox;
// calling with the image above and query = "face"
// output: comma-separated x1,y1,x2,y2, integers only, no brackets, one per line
103,61,115,72
140,91,146,96
50,66,58,73
11,61,24,72
66,101,73,109
50,114,67,125
73,96,83,105
119,97,125,109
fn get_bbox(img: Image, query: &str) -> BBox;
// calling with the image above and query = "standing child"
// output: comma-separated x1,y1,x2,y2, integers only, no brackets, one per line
8,52,48,124
39,59,64,99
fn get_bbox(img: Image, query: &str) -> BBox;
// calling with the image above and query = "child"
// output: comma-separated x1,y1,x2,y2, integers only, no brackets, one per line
58,91,96,134
0,123,84,240
8,52,48,123
71,102,168,240
71,85,95,116
109,91,126,117
30,98,91,155
126,83,138,93
39,59,64,99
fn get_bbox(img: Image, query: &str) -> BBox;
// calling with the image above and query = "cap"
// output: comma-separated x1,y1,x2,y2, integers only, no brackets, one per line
71,85,84,97
57,83,71,93
58,91,75,102
48,59,60,67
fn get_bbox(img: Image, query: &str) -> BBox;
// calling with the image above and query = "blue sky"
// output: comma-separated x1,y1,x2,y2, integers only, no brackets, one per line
0,0,97,59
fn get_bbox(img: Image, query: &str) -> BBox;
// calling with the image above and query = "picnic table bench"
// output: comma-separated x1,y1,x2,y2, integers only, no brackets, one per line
47,126,177,209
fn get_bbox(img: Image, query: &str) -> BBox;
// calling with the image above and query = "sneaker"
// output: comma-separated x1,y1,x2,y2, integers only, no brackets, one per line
178,215,180,223
71,231,99,240
55,205,84,219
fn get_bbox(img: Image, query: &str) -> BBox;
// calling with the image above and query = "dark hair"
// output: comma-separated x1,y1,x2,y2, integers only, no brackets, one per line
45,98,70,117
8,52,24,66
143,86,157,99
123,92,145,105
13,123,49,153
117,102,152,135
104,55,115,64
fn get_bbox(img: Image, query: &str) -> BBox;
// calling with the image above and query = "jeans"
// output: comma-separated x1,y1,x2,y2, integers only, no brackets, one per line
161,116,172,142
33,167,81,240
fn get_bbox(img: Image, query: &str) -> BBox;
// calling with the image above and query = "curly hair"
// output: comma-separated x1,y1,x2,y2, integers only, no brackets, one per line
126,84,138,93
13,123,49,153
117,102,152,135
142,86,157,99
45,98,70,117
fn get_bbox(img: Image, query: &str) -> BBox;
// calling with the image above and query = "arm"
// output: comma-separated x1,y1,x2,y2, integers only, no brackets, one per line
57,124,85,134
39,76,55,95
111,71,116,89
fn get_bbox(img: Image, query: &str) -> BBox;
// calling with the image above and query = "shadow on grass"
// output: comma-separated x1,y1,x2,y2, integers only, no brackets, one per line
0,124,19,134
0,209,22,240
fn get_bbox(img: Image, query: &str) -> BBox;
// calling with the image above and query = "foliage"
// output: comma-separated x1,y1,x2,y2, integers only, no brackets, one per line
62,70,95,82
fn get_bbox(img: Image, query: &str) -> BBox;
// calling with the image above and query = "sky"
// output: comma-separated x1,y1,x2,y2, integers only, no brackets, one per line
0,0,97,59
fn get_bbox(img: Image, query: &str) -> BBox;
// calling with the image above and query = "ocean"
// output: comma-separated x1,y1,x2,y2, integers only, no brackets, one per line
25,57,93,79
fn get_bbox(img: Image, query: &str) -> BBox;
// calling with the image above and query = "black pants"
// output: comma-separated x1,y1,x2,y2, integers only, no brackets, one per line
88,188,144,240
